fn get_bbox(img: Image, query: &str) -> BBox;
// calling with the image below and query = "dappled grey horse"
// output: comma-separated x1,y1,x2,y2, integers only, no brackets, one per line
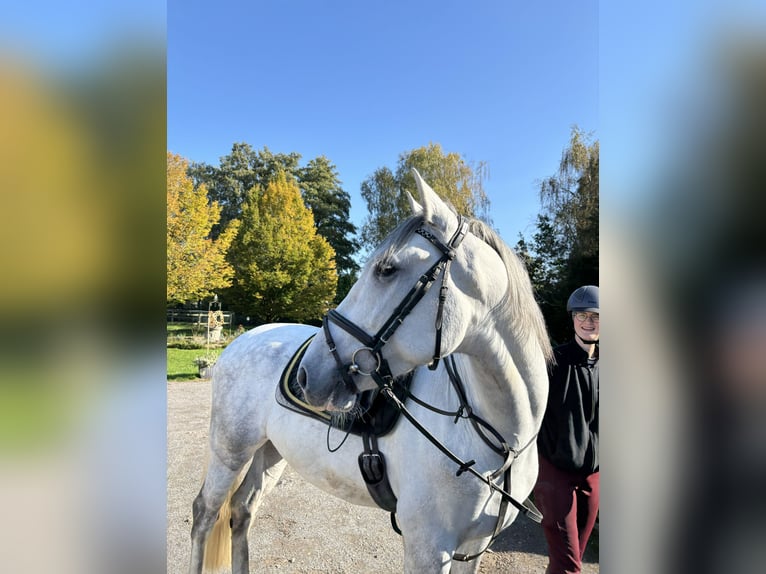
188,170,551,573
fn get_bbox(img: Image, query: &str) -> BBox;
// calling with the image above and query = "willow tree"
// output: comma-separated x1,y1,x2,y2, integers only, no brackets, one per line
166,152,239,304
225,171,337,323
539,126,599,271
515,127,599,343
359,143,491,251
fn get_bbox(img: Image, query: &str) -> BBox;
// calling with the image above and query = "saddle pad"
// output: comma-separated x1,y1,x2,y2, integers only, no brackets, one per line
275,335,412,437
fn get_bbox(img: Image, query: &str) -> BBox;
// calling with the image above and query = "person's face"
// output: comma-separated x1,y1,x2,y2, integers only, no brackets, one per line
572,311,600,342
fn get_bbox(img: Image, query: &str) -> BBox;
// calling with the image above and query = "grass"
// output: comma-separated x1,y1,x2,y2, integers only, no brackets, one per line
167,322,233,381
167,347,224,381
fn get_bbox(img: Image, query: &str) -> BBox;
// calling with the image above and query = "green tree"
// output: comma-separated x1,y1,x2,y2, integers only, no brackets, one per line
188,143,301,238
167,152,239,304
360,143,491,251
189,145,361,302
515,214,569,342
225,171,337,323
516,127,599,343
298,156,360,301
359,166,401,251
516,214,566,295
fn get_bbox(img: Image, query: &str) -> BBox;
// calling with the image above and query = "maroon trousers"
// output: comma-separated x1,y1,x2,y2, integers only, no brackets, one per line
533,455,600,574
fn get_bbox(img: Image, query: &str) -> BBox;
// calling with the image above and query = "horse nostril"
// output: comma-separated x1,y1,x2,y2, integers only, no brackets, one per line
297,366,308,390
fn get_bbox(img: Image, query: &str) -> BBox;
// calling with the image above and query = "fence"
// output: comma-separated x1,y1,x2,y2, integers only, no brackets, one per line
166,309,236,327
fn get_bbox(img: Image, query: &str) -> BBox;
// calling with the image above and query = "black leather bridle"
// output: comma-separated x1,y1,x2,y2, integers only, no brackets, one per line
322,215,469,393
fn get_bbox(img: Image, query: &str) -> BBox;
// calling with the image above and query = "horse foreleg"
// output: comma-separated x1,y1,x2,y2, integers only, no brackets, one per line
188,452,244,574
399,507,493,574
399,515,455,574
229,441,287,574
401,536,452,574
401,535,489,574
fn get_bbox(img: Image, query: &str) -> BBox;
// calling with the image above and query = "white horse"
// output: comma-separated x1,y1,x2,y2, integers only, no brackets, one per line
188,171,552,574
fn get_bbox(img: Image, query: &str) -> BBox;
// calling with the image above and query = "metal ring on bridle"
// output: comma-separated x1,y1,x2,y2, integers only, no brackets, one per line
348,346,381,377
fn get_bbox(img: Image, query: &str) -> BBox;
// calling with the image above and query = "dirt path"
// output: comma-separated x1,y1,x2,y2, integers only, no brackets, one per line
167,380,599,573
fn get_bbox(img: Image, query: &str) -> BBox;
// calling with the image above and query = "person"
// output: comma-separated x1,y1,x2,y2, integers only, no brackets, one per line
535,285,600,574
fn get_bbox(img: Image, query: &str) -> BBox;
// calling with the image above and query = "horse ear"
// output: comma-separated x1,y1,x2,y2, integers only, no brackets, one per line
411,168,453,231
406,191,423,215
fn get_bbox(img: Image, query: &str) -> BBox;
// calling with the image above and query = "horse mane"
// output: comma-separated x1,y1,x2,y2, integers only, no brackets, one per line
467,218,554,364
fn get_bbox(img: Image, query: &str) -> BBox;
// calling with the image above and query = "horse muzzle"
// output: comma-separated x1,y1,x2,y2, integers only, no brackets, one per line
297,365,358,412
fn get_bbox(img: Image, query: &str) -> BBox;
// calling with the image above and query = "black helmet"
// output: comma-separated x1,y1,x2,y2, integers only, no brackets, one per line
567,285,599,313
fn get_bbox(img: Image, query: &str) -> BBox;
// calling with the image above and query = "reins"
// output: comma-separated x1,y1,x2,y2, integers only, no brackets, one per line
378,356,541,561
320,216,542,562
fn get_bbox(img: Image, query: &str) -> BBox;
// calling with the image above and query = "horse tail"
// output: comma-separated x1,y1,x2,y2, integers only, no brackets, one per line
202,490,233,573
199,455,245,574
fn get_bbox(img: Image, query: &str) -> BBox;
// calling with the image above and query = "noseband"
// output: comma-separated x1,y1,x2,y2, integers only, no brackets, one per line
322,216,469,392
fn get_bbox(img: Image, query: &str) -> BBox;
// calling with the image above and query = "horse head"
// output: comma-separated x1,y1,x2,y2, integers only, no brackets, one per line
297,170,511,412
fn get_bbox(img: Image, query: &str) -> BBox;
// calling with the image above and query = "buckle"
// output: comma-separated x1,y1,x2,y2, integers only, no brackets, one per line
359,453,385,483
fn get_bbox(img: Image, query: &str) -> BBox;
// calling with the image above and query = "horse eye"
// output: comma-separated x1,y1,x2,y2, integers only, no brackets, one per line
375,262,398,278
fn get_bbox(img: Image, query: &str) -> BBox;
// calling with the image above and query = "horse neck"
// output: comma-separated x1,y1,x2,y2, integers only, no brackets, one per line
457,315,548,445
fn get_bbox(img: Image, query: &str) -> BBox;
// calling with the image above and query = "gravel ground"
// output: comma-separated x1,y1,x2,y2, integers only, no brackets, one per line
167,380,599,573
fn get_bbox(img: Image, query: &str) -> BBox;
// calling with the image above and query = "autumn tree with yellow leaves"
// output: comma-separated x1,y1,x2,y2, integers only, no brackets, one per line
225,171,337,323
167,152,239,303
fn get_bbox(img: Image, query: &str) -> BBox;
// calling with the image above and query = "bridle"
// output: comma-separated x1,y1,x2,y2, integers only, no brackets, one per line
322,215,470,393
320,215,542,561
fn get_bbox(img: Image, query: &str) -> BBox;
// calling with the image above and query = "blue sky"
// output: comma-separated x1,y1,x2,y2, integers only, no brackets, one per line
167,0,598,245
6,1,763,247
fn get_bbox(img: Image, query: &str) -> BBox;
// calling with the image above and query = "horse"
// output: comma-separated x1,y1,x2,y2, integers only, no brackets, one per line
188,170,552,574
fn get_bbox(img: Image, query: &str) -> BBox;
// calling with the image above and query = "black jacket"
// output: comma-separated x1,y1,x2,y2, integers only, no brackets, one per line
537,340,599,474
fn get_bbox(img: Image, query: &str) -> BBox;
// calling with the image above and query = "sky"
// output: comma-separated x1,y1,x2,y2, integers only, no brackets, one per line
167,0,598,246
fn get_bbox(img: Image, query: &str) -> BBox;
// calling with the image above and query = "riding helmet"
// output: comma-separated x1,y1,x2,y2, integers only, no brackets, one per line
566,285,599,313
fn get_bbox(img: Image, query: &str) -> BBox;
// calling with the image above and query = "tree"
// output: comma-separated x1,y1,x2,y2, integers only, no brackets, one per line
189,145,361,302
225,171,337,323
188,143,301,238
515,214,569,342
359,143,491,251
516,127,599,344
359,166,401,251
539,126,599,264
298,156,360,301
167,152,239,304
516,214,567,296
